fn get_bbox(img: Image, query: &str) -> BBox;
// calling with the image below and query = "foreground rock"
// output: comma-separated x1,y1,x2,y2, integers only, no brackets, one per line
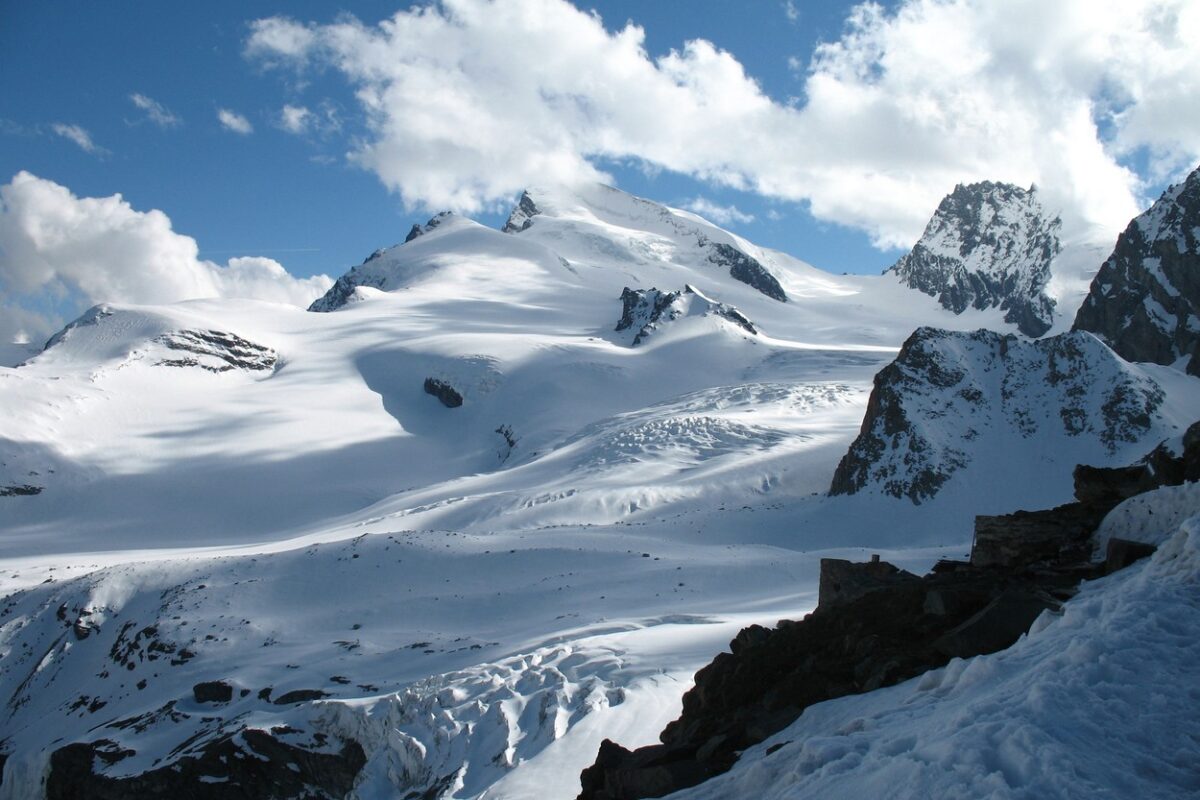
579,426,1198,800
1074,164,1200,375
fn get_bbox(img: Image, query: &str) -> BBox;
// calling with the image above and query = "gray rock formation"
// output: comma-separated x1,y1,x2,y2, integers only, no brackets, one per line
828,327,1165,503
1073,165,1200,375
615,285,757,346
153,330,277,373
889,182,1060,337
502,191,540,233
704,242,787,302
424,377,464,408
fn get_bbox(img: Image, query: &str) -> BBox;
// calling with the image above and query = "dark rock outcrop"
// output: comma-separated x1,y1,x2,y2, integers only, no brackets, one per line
888,181,1060,337
153,330,277,373
1073,164,1200,375
829,327,1165,503
706,243,786,302
423,378,463,408
615,285,756,346
192,681,233,704
46,729,365,800
0,484,42,497
502,191,540,233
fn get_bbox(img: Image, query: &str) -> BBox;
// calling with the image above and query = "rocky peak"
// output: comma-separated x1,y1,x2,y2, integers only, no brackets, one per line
889,181,1061,337
828,326,1166,504
1073,164,1200,375
404,211,455,244
502,191,540,233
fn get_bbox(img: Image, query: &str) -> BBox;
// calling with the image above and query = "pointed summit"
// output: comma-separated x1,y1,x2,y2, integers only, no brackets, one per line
502,191,540,233
889,181,1061,337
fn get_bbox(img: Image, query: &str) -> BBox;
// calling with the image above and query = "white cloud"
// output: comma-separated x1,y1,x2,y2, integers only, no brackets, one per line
0,172,332,341
51,123,107,156
783,1,800,24
217,108,254,134
279,104,313,134
246,0,1200,250
679,197,755,225
129,93,181,128
278,102,340,137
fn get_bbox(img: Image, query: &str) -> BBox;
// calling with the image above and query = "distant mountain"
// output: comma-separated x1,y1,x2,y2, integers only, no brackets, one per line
1074,164,1200,376
829,327,1173,504
889,182,1060,337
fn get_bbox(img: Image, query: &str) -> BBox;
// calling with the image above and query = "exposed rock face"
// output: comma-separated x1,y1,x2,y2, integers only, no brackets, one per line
705,243,787,303
152,330,277,373
0,484,42,497
889,182,1060,337
45,729,365,800
828,327,1165,503
502,191,540,233
424,377,464,408
192,680,233,704
1073,165,1200,375
614,285,757,346
309,213,453,312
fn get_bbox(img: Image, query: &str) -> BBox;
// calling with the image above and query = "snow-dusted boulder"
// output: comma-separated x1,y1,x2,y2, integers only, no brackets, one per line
889,182,1061,337
1073,164,1200,375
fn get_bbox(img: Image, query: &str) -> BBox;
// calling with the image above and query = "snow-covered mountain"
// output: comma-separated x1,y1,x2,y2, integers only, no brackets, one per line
888,181,1061,337
1074,164,1200,375
827,327,1190,504
1,178,1197,799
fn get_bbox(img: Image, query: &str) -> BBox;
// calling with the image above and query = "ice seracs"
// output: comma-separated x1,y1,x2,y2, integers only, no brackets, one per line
889,181,1061,337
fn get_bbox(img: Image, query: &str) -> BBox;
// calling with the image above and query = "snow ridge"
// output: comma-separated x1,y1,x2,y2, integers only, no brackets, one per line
889,182,1061,337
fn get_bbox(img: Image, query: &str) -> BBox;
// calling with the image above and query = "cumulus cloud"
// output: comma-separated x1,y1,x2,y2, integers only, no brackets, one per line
0,172,332,342
278,102,340,136
129,93,181,128
279,104,312,134
217,108,254,134
51,123,107,156
246,0,1200,248
679,197,754,225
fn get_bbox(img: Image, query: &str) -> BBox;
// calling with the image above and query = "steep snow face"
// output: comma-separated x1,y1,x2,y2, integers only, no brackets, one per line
1074,165,1200,375
889,182,1061,337
673,512,1200,800
829,327,1187,505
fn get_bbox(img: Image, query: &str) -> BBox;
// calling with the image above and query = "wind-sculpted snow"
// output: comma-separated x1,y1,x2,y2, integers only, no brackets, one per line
889,182,1060,337
830,328,1177,504
1074,164,1200,375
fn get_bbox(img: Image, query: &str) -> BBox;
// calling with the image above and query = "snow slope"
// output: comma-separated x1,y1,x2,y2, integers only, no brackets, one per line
0,181,1196,798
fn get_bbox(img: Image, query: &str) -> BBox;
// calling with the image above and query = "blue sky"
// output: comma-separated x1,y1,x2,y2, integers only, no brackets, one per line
1,0,1198,342
0,0,901,283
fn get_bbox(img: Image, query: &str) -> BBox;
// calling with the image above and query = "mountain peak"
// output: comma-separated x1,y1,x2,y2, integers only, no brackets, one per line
1073,164,1200,375
889,180,1061,337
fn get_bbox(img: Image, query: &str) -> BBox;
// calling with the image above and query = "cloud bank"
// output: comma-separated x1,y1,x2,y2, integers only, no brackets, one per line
246,0,1200,248
0,172,332,343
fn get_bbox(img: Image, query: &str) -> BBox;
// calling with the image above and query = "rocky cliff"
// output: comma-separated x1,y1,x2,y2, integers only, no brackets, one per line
1073,164,1200,375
